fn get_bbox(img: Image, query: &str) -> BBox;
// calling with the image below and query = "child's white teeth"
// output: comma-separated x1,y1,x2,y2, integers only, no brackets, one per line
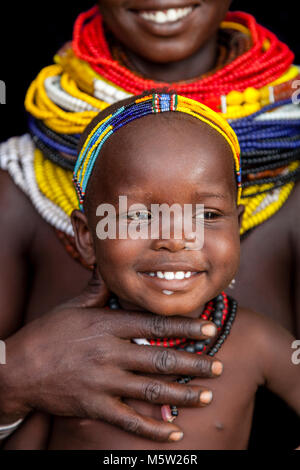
175,271,185,279
147,271,194,280
139,7,193,24
165,272,175,280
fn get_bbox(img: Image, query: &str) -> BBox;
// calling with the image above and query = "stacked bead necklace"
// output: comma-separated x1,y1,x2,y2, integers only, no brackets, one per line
73,8,293,107
1,7,300,266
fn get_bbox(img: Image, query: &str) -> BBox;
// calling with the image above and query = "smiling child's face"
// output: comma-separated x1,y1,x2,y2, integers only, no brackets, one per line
72,112,242,319
97,0,232,63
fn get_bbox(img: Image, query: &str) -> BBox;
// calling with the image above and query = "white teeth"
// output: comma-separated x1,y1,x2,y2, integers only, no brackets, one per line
175,271,185,279
163,290,175,295
166,8,177,22
146,271,194,280
165,272,175,280
139,7,193,24
155,11,167,23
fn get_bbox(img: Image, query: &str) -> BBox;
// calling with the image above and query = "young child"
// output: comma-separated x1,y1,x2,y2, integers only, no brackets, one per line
0,2,299,447
45,93,299,449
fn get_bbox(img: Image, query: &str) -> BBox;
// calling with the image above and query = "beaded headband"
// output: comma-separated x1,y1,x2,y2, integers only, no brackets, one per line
73,94,242,211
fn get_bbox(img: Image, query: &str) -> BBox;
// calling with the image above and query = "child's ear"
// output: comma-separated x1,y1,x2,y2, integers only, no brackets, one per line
71,210,96,266
237,204,245,230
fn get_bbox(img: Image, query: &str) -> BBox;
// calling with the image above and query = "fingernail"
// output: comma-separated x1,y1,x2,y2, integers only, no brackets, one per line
199,390,213,404
169,431,184,442
212,360,223,376
201,323,217,337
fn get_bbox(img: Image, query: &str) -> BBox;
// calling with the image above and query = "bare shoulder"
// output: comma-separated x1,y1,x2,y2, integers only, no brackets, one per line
234,306,293,341
0,169,39,251
286,179,300,208
232,306,295,366
284,180,300,237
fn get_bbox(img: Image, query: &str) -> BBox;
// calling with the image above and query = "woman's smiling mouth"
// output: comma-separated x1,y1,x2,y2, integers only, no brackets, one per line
129,3,199,35
138,7,194,24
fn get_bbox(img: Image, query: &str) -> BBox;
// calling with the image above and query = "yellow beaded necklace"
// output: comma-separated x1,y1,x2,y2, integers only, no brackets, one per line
34,147,299,238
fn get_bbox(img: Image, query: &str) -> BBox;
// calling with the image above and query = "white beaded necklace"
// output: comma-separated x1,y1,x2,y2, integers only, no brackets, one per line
44,75,101,113
255,103,300,121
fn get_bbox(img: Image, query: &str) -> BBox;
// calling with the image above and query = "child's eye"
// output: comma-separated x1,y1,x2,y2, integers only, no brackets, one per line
205,211,220,220
127,210,152,221
195,211,220,221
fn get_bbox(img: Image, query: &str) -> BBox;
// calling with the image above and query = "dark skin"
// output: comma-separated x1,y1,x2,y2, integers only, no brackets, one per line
98,0,232,81
28,114,300,449
0,169,222,444
1,0,300,447
79,114,241,317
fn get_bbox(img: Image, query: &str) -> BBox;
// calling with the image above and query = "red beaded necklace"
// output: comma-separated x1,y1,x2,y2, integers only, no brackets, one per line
73,7,294,111
148,292,229,353
108,291,236,420
108,291,232,357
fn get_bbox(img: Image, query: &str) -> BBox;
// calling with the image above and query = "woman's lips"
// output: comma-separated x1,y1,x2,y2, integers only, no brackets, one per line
138,6,194,24
129,5,199,36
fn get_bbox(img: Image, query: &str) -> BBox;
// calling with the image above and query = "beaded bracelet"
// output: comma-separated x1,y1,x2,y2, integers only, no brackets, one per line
0,419,24,441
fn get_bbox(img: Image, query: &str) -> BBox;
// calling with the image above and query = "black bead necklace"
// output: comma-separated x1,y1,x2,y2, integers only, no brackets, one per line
108,292,237,420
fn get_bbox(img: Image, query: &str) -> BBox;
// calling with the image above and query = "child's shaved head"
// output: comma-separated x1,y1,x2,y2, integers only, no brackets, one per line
72,93,243,319
75,93,241,218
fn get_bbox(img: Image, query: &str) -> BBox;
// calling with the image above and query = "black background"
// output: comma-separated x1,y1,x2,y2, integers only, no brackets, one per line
0,1,299,450
0,1,299,141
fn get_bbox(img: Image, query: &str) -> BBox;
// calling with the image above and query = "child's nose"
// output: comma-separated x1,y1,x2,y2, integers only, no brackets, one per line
151,230,197,252
149,213,200,251
151,237,187,252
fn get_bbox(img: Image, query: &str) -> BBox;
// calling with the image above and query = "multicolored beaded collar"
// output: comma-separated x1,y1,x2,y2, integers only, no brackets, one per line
73,93,242,211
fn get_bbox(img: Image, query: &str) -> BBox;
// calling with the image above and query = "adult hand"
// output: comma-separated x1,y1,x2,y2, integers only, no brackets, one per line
0,272,222,443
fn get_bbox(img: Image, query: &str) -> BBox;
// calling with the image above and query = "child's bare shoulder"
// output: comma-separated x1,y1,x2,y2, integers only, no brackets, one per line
231,305,295,379
234,305,293,344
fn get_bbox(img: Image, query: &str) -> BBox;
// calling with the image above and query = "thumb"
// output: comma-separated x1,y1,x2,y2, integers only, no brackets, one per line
68,267,110,309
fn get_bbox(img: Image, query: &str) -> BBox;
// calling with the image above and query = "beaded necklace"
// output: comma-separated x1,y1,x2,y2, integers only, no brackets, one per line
1,9,300,267
110,23,253,83
108,292,237,421
73,8,294,108
0,135,73,236
0,135,293,251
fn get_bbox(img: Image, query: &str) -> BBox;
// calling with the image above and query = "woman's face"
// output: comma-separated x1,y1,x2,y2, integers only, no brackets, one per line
97,1,232,63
